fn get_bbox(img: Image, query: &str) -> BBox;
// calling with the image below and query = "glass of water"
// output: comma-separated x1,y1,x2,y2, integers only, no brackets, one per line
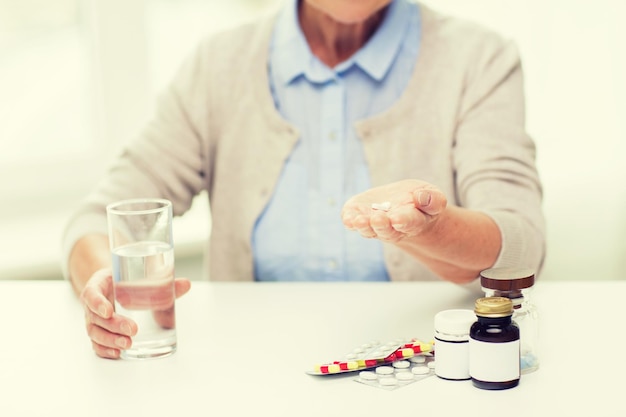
106,198,177,359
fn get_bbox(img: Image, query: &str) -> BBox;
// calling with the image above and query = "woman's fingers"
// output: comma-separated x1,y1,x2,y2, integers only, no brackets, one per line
81,272,190,359
80,268,114,319
413,188,447,216
174,278,191,298
91,341,121,359
85,308,137,338
81,268,135,359
85,317,132,351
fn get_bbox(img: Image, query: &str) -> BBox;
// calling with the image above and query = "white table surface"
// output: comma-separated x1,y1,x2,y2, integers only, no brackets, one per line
1,279,624,416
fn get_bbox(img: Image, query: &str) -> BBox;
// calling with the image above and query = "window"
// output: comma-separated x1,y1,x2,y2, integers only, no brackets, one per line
1,0,281,279
0,0,98,279
0,0,95,203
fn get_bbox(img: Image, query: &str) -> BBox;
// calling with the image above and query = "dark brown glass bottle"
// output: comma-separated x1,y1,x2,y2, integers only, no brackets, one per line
469,297,520,390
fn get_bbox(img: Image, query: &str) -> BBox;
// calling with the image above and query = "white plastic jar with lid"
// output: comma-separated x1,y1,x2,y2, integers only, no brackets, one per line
433,309,476,380
480,267,539,374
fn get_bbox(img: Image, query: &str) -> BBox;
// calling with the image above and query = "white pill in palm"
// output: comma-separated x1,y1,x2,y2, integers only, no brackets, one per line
371,202,392,211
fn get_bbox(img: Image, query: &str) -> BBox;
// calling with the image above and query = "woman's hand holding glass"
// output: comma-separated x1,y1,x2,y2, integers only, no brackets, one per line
80,268,191,359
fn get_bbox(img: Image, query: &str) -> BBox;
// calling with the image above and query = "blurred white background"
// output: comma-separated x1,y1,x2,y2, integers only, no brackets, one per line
0,0,624,281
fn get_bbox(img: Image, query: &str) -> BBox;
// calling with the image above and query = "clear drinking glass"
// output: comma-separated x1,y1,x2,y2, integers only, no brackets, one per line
106,198,177,359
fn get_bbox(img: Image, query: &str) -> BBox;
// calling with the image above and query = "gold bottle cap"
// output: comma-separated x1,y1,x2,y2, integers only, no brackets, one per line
474,297,514,317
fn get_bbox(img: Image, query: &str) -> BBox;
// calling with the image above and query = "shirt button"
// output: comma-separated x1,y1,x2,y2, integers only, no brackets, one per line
328,259,338,270
328,131,336,141
328,198,336,206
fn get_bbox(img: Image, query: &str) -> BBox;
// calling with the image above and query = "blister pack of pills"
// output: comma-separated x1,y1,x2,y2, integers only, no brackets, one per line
308,338,434,376
354,354,435,390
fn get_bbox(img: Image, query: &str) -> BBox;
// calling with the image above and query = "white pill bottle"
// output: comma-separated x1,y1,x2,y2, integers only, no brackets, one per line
433,309,476,380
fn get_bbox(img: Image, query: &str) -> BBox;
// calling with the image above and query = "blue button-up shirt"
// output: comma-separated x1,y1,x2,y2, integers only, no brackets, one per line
252,0,421,281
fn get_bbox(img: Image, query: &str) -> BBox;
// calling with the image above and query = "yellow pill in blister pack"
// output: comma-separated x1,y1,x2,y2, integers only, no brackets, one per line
400,348,414,358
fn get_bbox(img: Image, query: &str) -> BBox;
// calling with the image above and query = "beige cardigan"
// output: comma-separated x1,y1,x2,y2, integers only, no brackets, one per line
62,4,545,282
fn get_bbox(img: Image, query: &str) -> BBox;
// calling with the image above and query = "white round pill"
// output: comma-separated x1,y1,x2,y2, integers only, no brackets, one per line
392,360,410,369
375,366,395,376
359,371,378,381
396,372,414,381
412,366,430,375
409,355,426,364
379,377,398,386
427,361,436,369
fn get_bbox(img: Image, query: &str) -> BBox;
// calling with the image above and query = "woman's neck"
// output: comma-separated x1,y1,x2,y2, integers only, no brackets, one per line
298,2,388,68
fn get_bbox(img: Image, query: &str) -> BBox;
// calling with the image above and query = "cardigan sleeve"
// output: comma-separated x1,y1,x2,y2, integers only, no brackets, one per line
60,40,213,279
453,37,546,276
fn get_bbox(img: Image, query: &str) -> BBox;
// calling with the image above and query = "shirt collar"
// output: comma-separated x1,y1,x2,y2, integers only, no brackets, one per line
350,0,410,81
271,0,411,85
271,0,314,85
